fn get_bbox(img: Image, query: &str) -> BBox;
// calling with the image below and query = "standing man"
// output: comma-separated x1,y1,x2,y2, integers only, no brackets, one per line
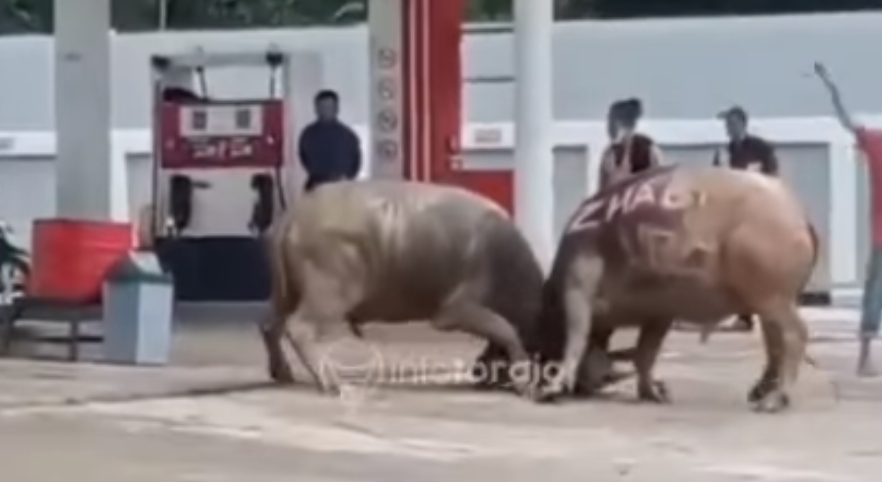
815,62,882,377
716,106,781,332
298,90,362,192
716,106,780,176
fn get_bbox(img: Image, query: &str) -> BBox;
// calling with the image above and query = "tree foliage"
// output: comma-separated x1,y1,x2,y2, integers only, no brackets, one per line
2,0,882,34
1,0,367,33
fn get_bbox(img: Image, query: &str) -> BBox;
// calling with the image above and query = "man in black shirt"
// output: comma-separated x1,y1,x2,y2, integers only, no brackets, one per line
298,90,362,192
716,106,779,175
716,106,781,332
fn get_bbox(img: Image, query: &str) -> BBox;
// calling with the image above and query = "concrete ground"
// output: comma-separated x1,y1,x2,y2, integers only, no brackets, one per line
0,306,880,481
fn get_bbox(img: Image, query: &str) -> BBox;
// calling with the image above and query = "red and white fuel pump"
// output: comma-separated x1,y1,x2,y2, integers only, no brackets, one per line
146,47,322,302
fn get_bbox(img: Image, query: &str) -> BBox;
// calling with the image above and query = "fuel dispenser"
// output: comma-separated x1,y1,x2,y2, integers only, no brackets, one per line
147,48,322,301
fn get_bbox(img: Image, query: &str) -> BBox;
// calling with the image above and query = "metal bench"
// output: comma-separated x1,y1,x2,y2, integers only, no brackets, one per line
0,297,103,361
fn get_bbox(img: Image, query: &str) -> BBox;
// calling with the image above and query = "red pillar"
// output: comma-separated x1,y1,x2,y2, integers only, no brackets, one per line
401,0,465,183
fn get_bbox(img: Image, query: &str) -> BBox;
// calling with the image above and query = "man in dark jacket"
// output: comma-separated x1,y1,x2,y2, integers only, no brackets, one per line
716,105,781,332
298,90,362,192
716,106,779,175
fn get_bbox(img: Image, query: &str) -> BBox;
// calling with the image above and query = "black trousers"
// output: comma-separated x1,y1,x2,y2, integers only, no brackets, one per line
304,176,347,192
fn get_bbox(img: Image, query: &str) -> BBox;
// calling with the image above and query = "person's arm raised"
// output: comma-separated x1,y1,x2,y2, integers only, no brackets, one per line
814,62,857,133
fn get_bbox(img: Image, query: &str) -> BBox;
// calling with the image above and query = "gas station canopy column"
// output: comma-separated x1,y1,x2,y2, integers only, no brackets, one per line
54,0,124,221
513,0,555,271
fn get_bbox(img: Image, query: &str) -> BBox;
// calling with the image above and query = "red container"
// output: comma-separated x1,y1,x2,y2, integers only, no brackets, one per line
29,218,133,303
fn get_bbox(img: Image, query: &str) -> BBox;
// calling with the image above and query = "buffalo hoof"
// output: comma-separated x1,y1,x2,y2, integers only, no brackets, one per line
470,354,511,391
572,374,608,398
637,380,671,404
747,379,775,404
575,367,635,398
572,381,598,398
472,375,509,392
318,381,342,397
510,379,543,402
534,380,570,404
752,391,791,413
472,378,497,391
535,390,565,404
269,363,295,385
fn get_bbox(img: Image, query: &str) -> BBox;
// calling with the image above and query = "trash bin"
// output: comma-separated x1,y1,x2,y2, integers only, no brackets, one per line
102,250,174,365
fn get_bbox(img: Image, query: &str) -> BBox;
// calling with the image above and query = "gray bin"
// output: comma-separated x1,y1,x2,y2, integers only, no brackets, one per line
102,251,174,365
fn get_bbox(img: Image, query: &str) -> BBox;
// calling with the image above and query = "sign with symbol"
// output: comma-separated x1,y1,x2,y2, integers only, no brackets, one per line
378,78,396,100
378,48,397,69
377,110,398,132
376,140,399,161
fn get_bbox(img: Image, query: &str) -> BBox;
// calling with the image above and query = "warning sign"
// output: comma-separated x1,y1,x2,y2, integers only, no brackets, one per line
378,78,396,100
377,110,398,132
376,140,399,161
378,48,397,69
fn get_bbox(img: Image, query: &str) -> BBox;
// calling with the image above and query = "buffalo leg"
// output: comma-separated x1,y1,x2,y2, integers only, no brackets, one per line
754,303,807,412
283,308,335,393
634,318,673,403
749,316,783,403
259,310,295,384
432,302,536,399
542,256,604,400
284,262,356,395
472,343,509,390
574,326,614,396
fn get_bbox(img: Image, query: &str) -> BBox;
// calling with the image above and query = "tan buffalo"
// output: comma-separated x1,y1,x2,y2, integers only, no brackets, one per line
534,165,818,412
259,180,544,397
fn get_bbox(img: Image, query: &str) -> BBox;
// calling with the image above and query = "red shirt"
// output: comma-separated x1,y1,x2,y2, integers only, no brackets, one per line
856,127,882,244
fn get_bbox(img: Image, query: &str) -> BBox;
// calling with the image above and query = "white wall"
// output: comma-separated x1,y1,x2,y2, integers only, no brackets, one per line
0,115,868,296
5,12,882,129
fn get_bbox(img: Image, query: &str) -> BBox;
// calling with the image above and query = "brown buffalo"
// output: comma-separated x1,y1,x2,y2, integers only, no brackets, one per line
533,165,818,412
259,180,544,397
